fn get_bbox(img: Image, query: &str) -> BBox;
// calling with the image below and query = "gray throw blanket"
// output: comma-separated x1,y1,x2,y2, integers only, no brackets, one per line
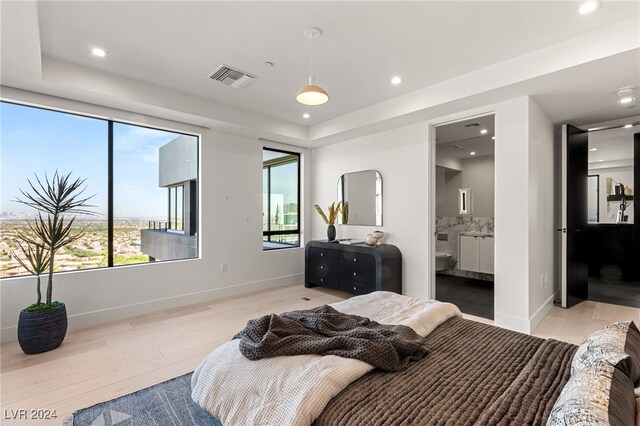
233,305,427,372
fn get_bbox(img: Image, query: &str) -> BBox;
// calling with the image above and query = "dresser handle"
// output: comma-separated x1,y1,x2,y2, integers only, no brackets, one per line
320,266,324,269
320,253,324,257
353,258,357,262
353,286,357,290
320,278,324,282
353,272,357,276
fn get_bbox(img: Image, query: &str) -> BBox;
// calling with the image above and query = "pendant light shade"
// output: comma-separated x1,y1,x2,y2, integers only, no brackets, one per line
297,28,329,106
296,84,329,106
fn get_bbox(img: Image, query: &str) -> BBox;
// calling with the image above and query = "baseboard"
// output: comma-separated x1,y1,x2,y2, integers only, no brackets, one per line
0,273,303,344
529,293,555,332
493,312,531,334
494,293,554,335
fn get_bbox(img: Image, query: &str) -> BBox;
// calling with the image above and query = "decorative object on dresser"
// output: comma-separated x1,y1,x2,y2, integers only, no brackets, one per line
314,202,342,241
304,240,402,295
365,230,385,246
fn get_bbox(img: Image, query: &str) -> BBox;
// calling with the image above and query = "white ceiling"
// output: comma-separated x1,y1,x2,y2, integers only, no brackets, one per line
1,1,639,146
35,1,640,127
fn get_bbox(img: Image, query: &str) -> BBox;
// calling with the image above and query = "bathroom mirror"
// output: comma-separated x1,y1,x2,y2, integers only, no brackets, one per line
587,125,635,224
337,170,382,226
459,188,472,215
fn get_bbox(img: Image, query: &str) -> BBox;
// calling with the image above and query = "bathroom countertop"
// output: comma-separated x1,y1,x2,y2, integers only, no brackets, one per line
459,232,494,237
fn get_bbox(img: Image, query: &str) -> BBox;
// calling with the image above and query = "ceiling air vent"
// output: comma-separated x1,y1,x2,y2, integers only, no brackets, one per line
208,64,257,88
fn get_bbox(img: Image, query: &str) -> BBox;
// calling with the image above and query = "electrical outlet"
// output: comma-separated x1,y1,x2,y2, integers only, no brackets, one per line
219,263,228,273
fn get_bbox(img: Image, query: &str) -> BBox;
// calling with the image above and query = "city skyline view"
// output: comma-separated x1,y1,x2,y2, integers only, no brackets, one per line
1,102,200,278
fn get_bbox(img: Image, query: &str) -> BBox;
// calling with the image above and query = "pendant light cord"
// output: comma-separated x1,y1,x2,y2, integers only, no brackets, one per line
309,35,315,86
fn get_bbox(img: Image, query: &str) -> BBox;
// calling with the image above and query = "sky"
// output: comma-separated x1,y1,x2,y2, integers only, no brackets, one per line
1,102,195,218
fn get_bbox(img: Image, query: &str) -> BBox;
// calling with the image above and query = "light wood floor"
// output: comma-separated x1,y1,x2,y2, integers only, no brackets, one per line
1,284,638,425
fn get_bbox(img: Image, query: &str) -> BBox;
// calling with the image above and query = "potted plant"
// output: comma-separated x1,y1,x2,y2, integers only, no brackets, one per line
314,202,342,241
12,172,94,354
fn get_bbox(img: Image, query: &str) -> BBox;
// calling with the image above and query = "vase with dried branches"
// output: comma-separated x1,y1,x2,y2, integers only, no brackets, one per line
12,171,95,354
314,202,342,241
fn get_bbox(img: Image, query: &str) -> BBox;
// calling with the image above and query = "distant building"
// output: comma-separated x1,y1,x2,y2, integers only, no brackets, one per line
140,135,198,261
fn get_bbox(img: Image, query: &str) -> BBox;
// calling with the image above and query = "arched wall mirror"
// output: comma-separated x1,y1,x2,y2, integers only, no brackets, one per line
337,170,382,226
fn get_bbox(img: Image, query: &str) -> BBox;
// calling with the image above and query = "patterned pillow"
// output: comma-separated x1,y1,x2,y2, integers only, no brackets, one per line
547,362,635,426
572,321,640,385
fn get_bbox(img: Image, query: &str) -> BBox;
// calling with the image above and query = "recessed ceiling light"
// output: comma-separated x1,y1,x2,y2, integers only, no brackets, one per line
391,76,403,85
624,124,633,128
598,159,604,162
579,1,599,14
480,129,488,134
264,61,274,68
91,47,106,58
302,113,311,119
470,151,476,156
589,148,598,152
616,87,635,106
491,136,495,140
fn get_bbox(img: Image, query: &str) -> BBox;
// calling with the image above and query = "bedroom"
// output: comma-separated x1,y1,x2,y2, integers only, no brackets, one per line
1,1,640,425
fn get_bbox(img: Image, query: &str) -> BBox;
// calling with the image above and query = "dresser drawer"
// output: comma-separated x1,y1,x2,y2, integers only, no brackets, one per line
308,247,337,263
339,251,375,270
307,247,338,288
339,279,376,295
340,265,376,283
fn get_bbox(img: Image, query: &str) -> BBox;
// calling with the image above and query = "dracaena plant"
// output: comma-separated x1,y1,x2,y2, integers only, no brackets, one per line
13,171,96,309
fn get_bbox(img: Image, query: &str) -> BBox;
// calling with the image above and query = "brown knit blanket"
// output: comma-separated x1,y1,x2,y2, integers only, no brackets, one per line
233,305,428,372
314,317,577,426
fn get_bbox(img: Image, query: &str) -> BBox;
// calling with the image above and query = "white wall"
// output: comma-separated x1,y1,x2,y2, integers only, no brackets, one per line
461,155,495,217
311,122,430,299
435,167,462,217
493,98,531,332
527,98,555,329
310,97,555,334
0,90,310,342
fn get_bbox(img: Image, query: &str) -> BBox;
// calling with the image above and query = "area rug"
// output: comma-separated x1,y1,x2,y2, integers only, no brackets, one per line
64,372,222,426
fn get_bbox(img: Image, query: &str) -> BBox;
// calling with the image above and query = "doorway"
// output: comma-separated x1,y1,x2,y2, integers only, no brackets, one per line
560,122,640,309
433,114,495,320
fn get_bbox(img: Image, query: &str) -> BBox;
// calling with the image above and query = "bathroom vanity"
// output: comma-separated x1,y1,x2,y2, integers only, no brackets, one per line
458,232,494,274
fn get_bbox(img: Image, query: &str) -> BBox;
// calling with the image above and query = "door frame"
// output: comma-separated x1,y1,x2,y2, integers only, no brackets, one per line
426,106,497,300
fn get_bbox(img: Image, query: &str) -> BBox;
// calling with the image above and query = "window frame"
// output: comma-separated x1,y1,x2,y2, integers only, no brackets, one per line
0,100,200,278
262,148,301,250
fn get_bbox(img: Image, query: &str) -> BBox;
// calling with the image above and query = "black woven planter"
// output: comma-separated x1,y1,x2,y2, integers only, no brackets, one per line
17,303,68,354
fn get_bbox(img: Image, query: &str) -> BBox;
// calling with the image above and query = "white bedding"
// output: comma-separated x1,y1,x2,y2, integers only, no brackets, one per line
191,291,461,426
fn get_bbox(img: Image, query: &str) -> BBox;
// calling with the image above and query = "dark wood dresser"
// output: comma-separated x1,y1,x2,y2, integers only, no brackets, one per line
304,241,402,295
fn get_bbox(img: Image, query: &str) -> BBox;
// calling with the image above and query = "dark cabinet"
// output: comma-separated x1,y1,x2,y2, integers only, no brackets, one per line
305,241,402,295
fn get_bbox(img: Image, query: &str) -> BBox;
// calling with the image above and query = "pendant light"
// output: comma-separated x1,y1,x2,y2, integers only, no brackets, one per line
296,27,329,106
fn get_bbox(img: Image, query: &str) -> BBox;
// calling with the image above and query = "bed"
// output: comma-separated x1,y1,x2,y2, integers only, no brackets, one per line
192,292,640,426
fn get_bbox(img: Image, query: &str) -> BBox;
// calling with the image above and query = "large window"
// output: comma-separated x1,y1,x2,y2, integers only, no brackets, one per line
0,101,199,278
263,148,300,250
